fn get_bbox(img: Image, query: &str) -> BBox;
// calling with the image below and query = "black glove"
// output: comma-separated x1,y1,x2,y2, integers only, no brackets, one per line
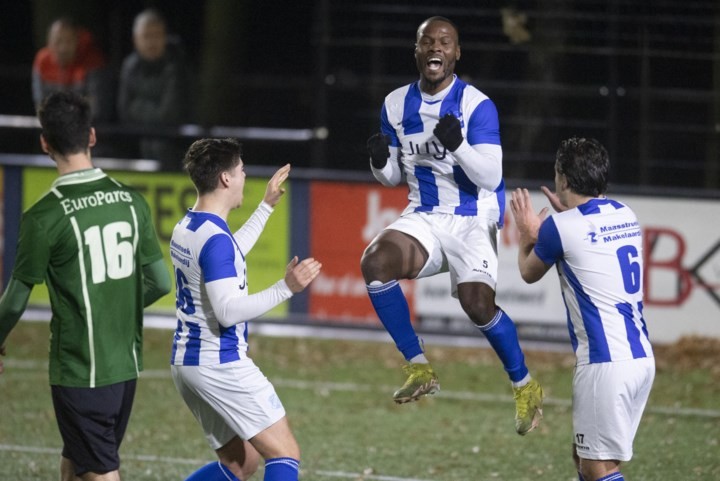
366,133,391,169
433,113,463,152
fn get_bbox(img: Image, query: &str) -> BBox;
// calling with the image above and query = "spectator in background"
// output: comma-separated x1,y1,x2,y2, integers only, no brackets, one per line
118,9,190,170
32,17,112,121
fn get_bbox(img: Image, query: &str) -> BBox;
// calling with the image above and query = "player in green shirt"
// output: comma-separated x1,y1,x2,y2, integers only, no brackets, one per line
0,91,171,481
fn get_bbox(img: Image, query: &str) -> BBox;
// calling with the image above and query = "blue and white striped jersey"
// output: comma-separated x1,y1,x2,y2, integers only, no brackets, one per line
170,210,250,366
380,75,504,222
534,198,653,365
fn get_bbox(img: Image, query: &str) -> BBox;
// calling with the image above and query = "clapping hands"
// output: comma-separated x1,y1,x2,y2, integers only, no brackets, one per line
263,164,291,207
284,256,322,293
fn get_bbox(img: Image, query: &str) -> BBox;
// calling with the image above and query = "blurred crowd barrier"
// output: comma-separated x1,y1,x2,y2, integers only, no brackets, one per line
2,154,718,344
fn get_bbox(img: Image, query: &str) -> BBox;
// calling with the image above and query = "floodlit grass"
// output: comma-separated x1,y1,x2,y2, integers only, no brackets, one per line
1,321,719,480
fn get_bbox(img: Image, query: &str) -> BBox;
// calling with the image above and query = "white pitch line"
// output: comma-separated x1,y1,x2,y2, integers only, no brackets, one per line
315,470,435,481
20,309,574,353
0,445,434,481
269,378,720,419
0,444,204,465
5,361,720,419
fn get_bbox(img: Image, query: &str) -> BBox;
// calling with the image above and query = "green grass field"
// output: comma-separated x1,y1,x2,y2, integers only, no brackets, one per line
1,320,719,481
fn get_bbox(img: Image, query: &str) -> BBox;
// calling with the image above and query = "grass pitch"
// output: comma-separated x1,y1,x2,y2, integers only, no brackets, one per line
1,321,719,481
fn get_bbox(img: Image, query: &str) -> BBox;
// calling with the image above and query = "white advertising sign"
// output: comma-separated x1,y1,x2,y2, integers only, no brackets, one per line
415,191,720,344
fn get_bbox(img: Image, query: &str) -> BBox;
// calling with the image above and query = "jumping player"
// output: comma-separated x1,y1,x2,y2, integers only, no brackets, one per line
361,16,543,435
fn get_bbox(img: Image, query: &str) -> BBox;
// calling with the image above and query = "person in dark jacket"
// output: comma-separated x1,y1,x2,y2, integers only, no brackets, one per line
118,9,190,170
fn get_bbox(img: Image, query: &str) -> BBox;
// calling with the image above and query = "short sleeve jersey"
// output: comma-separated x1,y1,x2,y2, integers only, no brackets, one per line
534,198,653,366
12,168,164,387
381,75,504,221
170,211,250,366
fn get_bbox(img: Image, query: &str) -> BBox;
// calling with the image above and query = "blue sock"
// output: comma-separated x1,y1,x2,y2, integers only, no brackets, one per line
367,281,423,360
476,309,529,382
185,461,240,481
596,473,624,481
264,457,299,481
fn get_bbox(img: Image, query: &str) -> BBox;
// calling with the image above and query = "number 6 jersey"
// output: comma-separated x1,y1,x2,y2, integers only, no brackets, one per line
533,198,654,366
11,168,164,387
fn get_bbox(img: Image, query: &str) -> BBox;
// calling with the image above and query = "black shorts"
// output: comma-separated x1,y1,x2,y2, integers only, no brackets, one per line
51,379,137,476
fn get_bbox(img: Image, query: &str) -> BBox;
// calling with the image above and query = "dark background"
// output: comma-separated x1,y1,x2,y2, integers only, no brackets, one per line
1,0,718,191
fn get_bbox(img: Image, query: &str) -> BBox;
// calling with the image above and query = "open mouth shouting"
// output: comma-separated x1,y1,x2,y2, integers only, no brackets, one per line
419,54,455,87
414,20,460,92
427,56,443,72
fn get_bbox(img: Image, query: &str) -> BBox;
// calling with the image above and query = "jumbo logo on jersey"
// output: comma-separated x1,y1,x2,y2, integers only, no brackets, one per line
407,140,447,160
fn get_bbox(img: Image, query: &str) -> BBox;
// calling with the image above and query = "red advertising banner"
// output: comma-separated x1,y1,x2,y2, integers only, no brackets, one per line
308,181,414,324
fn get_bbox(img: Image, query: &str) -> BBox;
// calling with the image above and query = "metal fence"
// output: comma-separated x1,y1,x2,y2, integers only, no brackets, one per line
1,1,717,189
313,0,720,188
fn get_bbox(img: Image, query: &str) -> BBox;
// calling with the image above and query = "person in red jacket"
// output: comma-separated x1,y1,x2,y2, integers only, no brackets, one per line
32,18,107,118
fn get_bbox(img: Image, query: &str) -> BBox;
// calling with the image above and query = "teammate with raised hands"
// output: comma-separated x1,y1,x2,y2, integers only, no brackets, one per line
170,138,321,481
511,137,655,481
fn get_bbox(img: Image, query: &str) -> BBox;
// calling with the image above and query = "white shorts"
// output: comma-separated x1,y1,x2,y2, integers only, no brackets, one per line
572,357,655,462
171,358,286,450
384,212,499,296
